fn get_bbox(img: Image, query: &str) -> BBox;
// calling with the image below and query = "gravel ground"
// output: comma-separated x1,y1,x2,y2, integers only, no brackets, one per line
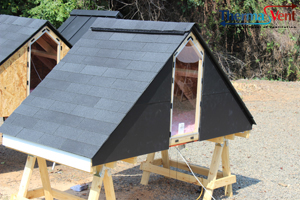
0,79,300,200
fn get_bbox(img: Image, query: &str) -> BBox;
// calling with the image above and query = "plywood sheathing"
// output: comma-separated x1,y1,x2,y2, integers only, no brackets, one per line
0,45,27,117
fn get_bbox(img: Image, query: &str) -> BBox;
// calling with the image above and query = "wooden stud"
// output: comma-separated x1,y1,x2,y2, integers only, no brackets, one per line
103,170,116,200
34,56,55,70
122,157,137,164
31,50,57,60
203,144,224,200
17,155,36,198
211,175,236,190
161,150,170,169
222,141,233,197
37,157,53,200
140,153,155,185
0,133,2,145
88,174,103,200
36,38,56,55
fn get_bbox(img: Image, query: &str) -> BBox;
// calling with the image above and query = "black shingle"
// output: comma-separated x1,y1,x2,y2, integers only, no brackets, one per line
102,68,130,79
60,139,99,158
16,128,44,143
54,125,82,140
81,65,107,76
38,134,66,149
33,120,60,134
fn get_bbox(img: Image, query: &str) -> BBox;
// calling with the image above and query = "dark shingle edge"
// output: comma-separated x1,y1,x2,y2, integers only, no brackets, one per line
192,24,256,125
0,20,72,66
91,27,188,35
70,9,123,18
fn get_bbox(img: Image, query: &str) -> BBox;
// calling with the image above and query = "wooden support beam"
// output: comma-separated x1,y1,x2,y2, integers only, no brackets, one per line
161,150,170,169
26,188,44,199
31,50,57,60
169,160,223,179
17,155,36,198
103,170,116,200
105,162,116,169
122,157,137,164
37,157,53,200
235,131,250,138
207,136,224,144
140,153,155,185
140,162,208,187
0,133,2,145
34,55,54,70
36,38,56,55
225,134,235,140
222,141,233,197
203,144,223,200
152,158,163,166
52,189,86,200
211,175,236,190
88,174,103,200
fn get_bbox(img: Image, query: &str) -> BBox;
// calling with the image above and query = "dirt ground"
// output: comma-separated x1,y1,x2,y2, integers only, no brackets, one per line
0,79,299,200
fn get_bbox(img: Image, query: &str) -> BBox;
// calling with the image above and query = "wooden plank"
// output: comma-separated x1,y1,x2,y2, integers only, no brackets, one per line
103,170,116,200
225,134,235,140
140,162,208,187
140,153,155,185
31,50,57,60
52,189,86,200
88,174,103,200
17,155,36,198
203,144,223,200
93,165,103,174
212,175,236,190
222,141,233,196
161,150,170,169
169,133,198,146
37,157,53,200
122,157,137,164
235,131,250,138
10,193,28,200
0,133,2,145
26,188,44,199
169,160,223,179
207,136,224,144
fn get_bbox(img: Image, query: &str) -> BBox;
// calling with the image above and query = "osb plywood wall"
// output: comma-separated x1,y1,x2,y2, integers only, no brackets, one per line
0,36,70,118
0,45,28,117
61,42,70,60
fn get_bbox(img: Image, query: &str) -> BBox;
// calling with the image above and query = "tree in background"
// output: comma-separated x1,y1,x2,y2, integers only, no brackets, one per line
1,0,299,81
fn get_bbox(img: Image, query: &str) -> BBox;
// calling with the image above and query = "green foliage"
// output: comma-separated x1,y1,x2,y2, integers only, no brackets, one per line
26,0,78,28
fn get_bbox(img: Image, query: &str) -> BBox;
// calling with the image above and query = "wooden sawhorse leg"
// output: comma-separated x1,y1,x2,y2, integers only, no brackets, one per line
89,165,116,200
222,140,233,197
140,153,155,185
37,157,53,200
203,143,223,200
14,155,36,200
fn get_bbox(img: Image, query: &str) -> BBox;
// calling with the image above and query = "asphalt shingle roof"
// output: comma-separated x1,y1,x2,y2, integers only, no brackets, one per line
0,18,193,158
58,10,123,46
0,15,47,65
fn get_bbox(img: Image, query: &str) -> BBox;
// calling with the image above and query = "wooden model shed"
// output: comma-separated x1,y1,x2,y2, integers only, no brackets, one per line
0,17,255,200
0,15,72,118
58,9,123,45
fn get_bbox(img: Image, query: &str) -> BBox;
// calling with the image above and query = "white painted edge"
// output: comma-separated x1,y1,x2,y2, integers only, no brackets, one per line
2,134,92,172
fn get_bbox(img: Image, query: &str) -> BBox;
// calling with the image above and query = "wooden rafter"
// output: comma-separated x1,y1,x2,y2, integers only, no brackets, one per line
31,50,57,60
36,38,56,55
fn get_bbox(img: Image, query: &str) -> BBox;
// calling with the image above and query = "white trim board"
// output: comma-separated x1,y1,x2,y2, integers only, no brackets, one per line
2,135,92,172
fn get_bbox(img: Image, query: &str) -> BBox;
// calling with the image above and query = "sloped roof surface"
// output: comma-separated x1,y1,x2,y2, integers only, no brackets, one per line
0,15,47,65
0,18,193,158
58,10,123,45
